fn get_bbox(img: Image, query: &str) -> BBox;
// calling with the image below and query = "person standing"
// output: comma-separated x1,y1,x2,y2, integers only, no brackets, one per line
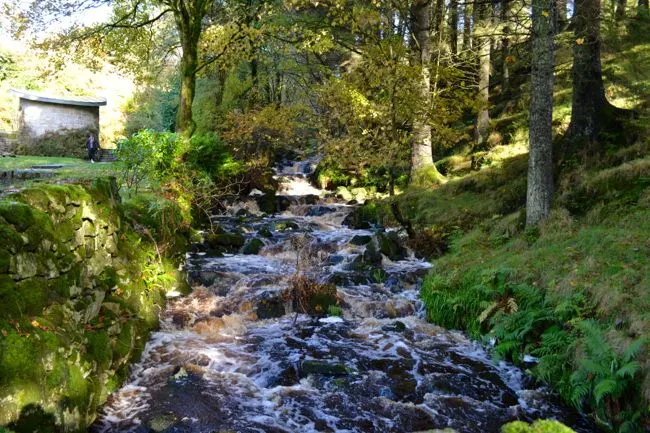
86,133,98,163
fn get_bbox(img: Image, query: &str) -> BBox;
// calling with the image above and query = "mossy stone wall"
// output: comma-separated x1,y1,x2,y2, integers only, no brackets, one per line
0,179,188,432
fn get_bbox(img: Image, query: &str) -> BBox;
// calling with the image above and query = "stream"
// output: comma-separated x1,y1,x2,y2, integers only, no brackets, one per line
92,160,594,433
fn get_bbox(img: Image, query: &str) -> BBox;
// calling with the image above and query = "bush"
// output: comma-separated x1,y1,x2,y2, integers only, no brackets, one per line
17,128,97,158
116,130,180,193
220,105,309,165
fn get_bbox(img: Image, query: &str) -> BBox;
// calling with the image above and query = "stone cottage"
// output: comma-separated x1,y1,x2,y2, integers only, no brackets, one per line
11,89,107,157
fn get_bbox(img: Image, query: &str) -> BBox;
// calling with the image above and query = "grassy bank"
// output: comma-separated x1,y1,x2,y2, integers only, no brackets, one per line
353,35,650,432
0,156,118,182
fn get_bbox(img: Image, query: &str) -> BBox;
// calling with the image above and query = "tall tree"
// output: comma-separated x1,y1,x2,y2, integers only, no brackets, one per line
18,0,249,137
527,0,555,226
449,0,459,55
556,0,568,28
565,0,610,141
501,0,511,93
474,0,491,147
615,0,627,20
410,0,443,181
462,0,472,51
173,0,213,136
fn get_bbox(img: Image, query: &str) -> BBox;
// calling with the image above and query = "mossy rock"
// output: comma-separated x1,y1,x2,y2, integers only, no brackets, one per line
376,231,407,261
146,413,179,432
273,221,300,231
0,202,36,232
0,218,23,255
300,360,348,377
1,277,49,318
91,177,121,205
255,193,277,215
362,240,383,265
258,227,273,238
242,238,264,255
501,420,577,433
205,233,245,250
349,235,371,246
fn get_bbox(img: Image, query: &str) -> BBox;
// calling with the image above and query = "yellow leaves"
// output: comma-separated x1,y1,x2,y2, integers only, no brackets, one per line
576,37,585,45
505,55,516,64
541,10,550,17
1,329,7,337
31,320,40,328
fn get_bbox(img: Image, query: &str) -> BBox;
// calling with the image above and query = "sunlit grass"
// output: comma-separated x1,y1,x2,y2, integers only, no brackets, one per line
0,155,119,181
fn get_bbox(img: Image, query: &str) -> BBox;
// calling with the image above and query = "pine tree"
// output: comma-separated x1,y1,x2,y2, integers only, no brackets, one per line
527,0,556,225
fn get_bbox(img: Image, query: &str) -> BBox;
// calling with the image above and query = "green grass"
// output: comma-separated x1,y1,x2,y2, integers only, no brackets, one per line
0,156,118,181
366,29,650,431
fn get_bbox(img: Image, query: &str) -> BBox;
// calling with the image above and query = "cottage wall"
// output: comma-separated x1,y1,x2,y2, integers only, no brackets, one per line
19,99,99,138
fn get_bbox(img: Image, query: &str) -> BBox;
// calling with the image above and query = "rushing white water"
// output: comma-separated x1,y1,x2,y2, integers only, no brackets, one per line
276,157,324,196
93,161,594,433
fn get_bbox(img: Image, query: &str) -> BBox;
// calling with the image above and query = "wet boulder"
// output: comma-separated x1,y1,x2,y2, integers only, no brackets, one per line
205,232,245,252
258,226,273,238
342,212,372,230
349,235,372,246
276,196,292,212
256,291,286,319
300,360,349,377
146,413,179,432
274,221,300,231
242,238,264,255
362,240,383,265
255,193,277,214
376,231,408,261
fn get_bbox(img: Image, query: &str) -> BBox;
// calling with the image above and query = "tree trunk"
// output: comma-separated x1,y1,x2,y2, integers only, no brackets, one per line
172,0,207,137
527,0,555,226
556,0,568,29
410,0,443,181
501,0,510,93
615,0,627,20
449,0,459,55
216,67,229,109
474,2,491,147
565,0,609,141
434,0,445,35
176,23,200,137
463,0,472,51
250,56,259,106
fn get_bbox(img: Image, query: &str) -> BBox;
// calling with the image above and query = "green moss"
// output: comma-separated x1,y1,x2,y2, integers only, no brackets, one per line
0,330,41,385
86,330,112,370
0,202,35,232
242,238,264,255
0,181,191,431
63,365,89,410
2,278,49,319
45,356,69,391
501,420,576,433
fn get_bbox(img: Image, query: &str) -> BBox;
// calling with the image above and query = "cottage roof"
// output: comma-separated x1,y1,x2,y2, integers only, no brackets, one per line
11,89,107,107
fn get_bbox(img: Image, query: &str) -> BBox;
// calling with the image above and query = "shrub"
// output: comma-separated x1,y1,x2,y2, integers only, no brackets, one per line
17,128,97,158
116,130,180,193
220,105,308,165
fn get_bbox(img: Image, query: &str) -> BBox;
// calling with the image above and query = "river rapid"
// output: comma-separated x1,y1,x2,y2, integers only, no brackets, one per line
93,160,594,433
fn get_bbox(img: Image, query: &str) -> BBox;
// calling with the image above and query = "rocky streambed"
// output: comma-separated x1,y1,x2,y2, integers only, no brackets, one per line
93,162,594,433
